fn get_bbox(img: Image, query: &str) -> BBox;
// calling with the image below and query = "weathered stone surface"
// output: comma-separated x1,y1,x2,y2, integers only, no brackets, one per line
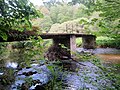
82,36,96,49
45,35,77,60
9,59,115,90
44,44,70,61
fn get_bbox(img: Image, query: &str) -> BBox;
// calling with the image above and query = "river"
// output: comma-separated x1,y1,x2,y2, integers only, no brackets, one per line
77,48,120,64
94,48,120,64
0,47,120,90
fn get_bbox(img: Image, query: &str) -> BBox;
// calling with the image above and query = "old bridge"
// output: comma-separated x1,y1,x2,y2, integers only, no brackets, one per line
0,30,96,58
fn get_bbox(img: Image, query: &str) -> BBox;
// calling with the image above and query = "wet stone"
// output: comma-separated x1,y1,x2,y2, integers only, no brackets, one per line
11,64,52,90
11,61,115,90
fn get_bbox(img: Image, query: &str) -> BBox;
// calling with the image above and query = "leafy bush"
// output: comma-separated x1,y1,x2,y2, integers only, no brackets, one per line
96,37,120,48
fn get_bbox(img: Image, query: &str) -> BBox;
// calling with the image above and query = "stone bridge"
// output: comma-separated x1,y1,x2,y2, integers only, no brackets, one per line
0,31,96,58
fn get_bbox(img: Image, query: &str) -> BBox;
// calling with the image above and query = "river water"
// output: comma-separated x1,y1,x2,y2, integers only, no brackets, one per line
0,47,120,90
77,48,120,64
94,48,120,64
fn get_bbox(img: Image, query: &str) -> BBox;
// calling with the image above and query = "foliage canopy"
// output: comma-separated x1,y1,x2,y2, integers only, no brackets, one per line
94,0,120,39
74,0,120,40
0,0,43,40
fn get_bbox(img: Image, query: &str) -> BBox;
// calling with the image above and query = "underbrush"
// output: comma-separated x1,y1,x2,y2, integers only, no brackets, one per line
79,52,120,90
96,36,120,49
96,40,120,49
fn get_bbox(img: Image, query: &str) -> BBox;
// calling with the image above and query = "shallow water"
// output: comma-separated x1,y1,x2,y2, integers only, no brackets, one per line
77,48,120,64
94,48,120,64
93,48,120,54
96,54,120,64
10,61,114,90
0,47,120,90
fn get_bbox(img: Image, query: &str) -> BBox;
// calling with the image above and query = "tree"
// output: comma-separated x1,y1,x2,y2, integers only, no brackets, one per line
78,0,120,36
95,0,120,37
69,0,96,8
49,3,87,24
38,2,88,32
0,0,43,40
78,0,120,48
43,0,62,10
40,16,53,32
96,0,120,21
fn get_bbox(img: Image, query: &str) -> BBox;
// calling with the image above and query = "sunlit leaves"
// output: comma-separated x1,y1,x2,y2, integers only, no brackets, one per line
0,31,7,40
97,0,120,21
78,0,120,39
0,0,43,40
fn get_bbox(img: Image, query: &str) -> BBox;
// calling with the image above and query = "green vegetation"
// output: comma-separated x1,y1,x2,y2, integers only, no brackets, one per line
76,37,120,48
0,0,120,90
96,37,120,48
39,3,87,32
0,0,43,40
76,38,82,47
78,52,120,90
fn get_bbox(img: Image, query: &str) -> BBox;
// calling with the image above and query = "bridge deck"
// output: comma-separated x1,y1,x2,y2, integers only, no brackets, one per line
0,30,95,42
40,33,95,39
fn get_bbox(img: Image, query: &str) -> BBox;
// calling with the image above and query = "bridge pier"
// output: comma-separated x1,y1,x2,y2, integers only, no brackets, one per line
47,35,96,60
82,36,96,49
53,35,76,59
